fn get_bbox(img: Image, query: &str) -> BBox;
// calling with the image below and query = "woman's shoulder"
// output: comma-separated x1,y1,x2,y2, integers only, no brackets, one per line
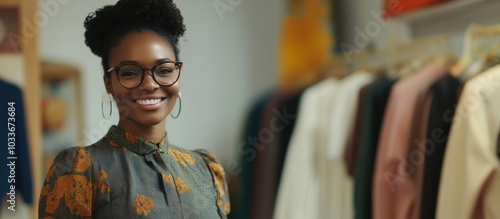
50,145,95,173
53,139,105,157
168,145,230,215
167,145,222,166
166,144,225,183
50,137,112,171
192,148,220,162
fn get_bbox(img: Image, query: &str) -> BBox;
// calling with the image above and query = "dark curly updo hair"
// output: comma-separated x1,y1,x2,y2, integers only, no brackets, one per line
84,0,186,75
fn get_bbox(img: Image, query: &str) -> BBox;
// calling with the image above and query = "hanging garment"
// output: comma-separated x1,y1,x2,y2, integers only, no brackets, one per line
354,78,396,219
274,78,339,219
344,84,371,178
406,85,434,219
236,91,275,219
436,65,500,219
251,90,306,219
275,72,374,219
373,65,447,219
324,72,375,219
419,74,460,219
279,0,333,89
0,79,33,205
276,90,306,175
250,90,295,219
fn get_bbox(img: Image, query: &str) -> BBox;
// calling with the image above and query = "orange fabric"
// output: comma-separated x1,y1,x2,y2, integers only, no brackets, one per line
279,0,334,89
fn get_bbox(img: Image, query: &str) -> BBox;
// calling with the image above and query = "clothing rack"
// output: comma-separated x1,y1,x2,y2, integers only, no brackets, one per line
233,23,500,219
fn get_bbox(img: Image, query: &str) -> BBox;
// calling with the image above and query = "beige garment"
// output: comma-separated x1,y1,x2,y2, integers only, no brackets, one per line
274,78,339,219
274,72,374,219
373,65,447,219
325,72,374,219
436,65,500,219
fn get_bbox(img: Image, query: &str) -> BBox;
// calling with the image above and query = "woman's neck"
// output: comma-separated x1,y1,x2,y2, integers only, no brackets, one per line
117,119,166,144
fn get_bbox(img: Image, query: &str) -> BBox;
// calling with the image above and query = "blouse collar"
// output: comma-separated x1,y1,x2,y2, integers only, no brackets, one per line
104,125,169,156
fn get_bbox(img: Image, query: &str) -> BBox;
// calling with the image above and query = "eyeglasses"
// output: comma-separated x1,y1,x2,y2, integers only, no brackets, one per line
107,60,183,88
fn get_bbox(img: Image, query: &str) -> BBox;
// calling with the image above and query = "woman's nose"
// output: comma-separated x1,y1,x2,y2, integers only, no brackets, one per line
139,70,159,90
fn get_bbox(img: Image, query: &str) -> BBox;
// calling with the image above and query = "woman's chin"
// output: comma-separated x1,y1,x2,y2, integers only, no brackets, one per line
138,117,165,126
128,113,166,127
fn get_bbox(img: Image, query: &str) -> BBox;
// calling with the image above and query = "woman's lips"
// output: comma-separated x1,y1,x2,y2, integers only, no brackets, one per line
134,97,167,111
135,98,162,105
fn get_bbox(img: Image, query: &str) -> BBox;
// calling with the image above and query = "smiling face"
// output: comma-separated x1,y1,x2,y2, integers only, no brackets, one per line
104,30,180,129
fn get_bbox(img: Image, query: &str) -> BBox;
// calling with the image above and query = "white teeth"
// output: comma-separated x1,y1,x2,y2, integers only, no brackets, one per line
136,99,162,105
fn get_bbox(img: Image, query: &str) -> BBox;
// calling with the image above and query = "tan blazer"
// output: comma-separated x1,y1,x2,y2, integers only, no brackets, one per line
437,65,500,219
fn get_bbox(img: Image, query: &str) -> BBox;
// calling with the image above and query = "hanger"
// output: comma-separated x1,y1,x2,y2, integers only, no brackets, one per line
417,35,456,70
323,55,349,79
451,23,500,79
462,40,500,80
472,25,500,79
386,35,453,79
450,24,480,78
485,42,500,66
386,37,427,78
339,40,389,77
323,48,383,80
352,48,388,75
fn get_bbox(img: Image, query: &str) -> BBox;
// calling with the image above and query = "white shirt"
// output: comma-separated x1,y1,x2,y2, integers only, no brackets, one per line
274,72,374,219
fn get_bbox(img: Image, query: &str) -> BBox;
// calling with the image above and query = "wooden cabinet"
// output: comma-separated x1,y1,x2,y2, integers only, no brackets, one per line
41,61,84,173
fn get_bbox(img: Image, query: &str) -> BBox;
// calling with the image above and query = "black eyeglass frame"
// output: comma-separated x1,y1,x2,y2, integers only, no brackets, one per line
106,61,183,89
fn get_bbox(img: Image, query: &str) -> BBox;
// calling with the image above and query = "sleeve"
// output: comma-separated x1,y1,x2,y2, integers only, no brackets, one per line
38,147,95,219
195,149,231,218
14,85,34,204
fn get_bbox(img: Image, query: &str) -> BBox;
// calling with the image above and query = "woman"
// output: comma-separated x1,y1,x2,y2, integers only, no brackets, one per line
38,0,230,218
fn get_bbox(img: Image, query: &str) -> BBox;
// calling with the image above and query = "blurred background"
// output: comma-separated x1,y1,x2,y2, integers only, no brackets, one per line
1,0,500,218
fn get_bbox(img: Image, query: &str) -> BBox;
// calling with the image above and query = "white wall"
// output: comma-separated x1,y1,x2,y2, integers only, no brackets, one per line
40,0,284,165
337,0,387,49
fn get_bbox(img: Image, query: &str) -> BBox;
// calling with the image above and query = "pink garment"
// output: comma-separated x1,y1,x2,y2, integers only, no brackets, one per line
373,65,447,219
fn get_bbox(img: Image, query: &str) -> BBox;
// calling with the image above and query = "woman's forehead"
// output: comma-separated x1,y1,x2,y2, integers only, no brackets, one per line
110,31,176,65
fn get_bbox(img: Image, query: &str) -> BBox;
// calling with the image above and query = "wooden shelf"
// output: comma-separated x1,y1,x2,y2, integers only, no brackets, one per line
393,0,498,24
41,61,85,146
42,61,80,80
0,0,20,7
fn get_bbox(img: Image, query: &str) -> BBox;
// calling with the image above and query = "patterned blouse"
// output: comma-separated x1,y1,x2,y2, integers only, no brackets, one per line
38,125,230,218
